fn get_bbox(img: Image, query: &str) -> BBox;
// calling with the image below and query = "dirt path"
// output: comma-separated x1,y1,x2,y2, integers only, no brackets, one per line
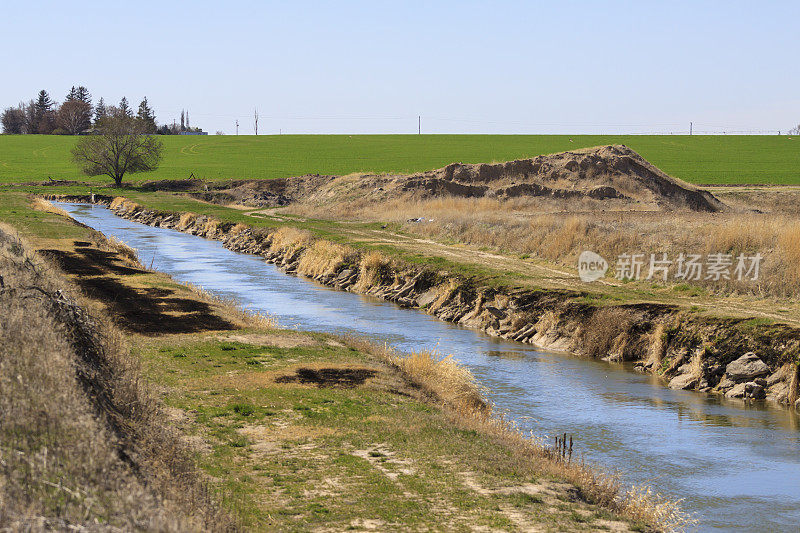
178,143,201,155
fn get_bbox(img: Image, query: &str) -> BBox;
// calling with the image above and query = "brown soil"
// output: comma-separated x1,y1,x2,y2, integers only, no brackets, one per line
143,145,724,212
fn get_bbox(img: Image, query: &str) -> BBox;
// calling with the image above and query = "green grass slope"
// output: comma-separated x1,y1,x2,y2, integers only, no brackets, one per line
0,134,798,185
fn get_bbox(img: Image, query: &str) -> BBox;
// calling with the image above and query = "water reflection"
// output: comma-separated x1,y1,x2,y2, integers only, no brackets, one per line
485,349,529,360
57,203,800,532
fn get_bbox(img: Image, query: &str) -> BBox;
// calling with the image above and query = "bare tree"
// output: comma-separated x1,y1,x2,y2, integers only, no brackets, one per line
1,107,25,134
57,100,93,135
22,101,37,134
254,108,259,135
790,124,800,136
71,116,163,186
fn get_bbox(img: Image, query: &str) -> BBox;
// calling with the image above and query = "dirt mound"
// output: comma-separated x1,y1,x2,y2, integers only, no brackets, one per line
146,145,724,212
389,144,724,211
140,178,204,191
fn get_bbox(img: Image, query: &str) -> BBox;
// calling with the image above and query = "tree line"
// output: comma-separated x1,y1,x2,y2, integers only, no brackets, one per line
1,87,201,135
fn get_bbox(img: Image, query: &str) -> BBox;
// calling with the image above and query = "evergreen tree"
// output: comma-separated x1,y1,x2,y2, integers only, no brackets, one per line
65,86,78,102
118,97,132,118
180,110,185,131
34,90,54,117
33,90,56,134
75,86,91,105
136,97,157,133
94,97,108,125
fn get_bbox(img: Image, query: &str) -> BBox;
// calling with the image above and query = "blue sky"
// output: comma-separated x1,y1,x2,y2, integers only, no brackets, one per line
3,1,798,134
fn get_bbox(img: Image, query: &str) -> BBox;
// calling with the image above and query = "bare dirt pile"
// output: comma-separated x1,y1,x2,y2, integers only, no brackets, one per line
397,144,725,212
151,145,725,212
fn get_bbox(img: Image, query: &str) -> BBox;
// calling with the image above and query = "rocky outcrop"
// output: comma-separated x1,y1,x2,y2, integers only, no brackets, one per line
47,195,800,411
725,352,770,381
668,372,699,391
724,380,767,400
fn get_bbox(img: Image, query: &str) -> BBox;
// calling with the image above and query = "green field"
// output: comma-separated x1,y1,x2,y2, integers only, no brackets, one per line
0,134,798,185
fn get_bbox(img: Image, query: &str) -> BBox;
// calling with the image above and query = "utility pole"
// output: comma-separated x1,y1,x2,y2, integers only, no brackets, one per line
418,115,421,134
689,122,692,135
235,120,239,135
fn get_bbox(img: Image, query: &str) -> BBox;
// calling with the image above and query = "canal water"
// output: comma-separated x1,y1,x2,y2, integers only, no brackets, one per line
58,202,800,532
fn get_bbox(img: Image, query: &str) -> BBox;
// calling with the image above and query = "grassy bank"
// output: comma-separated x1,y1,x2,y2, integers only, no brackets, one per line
137,330,663,531
1,134,799,184
0,197,689,530
0,223,237,530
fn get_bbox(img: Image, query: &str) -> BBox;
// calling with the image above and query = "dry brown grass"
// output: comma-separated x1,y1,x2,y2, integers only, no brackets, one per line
29,196,70,218
0,228,234,531
343,335,694,532
177,212,198,230
297,240,357,278
394,349,488,413
788,363,800,406
621,485,697,533
109,196,139,212
355,250,394,290
581,308,637,360
689,347,704,377
778,222,800,285
100,233,143,266
648,322,667,367
268,226,313,254
286,193,800,297
109,196,126,209
343,336,487,414
230,222,249,235
203,217,220,235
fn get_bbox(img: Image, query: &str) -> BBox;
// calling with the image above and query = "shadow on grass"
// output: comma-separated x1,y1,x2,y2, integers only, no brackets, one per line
276,367,377,388
39,245,235,335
